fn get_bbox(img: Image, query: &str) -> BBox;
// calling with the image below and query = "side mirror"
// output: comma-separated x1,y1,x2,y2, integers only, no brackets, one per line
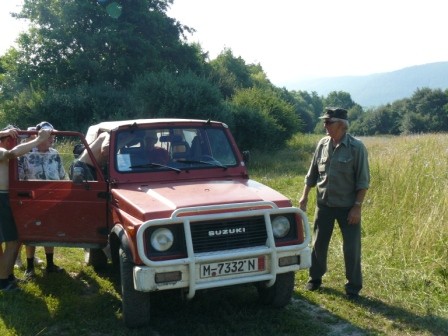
72,166,85,184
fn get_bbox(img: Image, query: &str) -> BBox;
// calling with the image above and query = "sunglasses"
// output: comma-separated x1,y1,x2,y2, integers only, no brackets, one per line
323,120,337,125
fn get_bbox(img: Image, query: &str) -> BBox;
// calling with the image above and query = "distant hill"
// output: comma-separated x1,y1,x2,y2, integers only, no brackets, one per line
285,62,448,108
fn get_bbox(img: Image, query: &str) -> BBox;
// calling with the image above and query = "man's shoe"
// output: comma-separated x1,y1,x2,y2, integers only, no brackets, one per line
305,279,322,291
46,265,64,273
1,282,20,292
24,269,36,280
346,293,360,300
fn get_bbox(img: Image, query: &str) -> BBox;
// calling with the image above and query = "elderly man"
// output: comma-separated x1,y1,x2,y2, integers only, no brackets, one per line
0,125,52,291
299,107,370,299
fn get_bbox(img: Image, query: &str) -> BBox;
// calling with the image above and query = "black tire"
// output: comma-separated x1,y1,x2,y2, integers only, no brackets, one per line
85,248,108,270
119,248,151,328
257,272,295,308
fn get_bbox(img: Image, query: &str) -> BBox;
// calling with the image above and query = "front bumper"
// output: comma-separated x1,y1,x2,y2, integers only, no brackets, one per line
135,201,311,298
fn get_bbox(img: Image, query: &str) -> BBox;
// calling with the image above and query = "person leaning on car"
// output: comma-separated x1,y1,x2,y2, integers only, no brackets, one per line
298,107,370,299
19,121,66,279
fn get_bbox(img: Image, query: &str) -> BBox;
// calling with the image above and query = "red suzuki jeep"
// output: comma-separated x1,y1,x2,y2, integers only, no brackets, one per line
9,119,311,328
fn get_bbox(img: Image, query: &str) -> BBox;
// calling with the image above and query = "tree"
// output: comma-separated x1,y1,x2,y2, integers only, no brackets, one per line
230,87,301,150
408,88,448,132
324,91,355,110
208,48,255,99
0,0,205,130
350,106,400,135
13,0,201,89
129,70,232,124
288,90,323,133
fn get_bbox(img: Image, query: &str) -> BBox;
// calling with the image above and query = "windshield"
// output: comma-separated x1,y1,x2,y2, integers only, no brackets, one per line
114,126,238,173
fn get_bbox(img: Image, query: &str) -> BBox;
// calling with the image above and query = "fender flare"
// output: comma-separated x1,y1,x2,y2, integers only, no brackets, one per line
110,224,132,259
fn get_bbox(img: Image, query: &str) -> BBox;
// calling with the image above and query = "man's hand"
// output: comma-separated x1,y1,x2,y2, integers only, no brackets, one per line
348,205,361,225
37,128,52,141
298,196,308,211
2,128,19,139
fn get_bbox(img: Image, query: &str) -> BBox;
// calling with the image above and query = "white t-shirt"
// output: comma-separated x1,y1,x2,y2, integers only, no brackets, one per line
19,148,66,180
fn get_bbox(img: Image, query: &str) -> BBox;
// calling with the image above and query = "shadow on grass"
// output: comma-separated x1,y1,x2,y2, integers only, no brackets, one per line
141,284,376,336
322,287,448,335
0,280,52,336
0,267,124,336
1,268,381,336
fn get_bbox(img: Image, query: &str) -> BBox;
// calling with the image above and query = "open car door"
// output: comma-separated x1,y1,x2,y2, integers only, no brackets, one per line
8,131,109,249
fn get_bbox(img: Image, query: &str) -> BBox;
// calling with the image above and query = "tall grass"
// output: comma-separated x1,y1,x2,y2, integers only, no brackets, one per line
1,133,447,335
249,133,448,335
361,135,448,318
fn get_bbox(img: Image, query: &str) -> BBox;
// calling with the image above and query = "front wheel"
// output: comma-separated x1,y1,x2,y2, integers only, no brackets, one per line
257,272,295,308
119,248,151,328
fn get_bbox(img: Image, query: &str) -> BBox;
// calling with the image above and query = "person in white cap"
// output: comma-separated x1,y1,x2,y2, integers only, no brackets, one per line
19,121,66,279
14,126,44,269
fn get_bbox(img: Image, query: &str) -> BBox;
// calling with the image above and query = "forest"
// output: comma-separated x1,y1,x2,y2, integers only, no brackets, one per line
1,0,448,151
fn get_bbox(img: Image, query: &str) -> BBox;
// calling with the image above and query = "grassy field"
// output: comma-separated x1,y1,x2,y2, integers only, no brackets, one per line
1,133,447,335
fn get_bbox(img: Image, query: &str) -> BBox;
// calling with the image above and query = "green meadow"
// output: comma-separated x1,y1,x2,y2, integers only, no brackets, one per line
1,134,447,335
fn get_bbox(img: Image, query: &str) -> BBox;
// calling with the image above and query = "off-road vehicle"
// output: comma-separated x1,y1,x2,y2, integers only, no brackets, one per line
10,119,311,328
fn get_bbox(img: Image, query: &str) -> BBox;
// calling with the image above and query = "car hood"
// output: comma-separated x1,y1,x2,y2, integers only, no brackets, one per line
111,179,292,222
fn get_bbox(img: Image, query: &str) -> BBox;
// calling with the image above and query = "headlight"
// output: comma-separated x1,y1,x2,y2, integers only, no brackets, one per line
150,228,174,252
272,216,291,238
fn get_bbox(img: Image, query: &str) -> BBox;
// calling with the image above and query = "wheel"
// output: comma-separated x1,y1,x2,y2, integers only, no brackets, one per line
85,248,108,270
257,272,295,308
119,248,151,328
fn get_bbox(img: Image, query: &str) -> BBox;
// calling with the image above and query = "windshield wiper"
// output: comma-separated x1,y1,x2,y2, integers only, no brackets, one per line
176,159,227,170
129,162,181,173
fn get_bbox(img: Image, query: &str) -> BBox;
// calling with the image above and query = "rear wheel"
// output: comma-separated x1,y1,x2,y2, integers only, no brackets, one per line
257,272,295,307
119,248,151,328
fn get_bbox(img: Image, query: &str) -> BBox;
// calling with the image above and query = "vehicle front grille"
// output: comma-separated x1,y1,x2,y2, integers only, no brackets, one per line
190,216,267,253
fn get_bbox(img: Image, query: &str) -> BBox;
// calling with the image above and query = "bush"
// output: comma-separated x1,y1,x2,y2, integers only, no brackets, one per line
230,88,301,150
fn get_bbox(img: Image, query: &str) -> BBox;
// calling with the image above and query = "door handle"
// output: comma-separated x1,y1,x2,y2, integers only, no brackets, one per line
17,191,35,199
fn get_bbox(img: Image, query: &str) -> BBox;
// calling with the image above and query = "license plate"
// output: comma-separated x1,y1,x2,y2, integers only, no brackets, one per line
200,257,264,278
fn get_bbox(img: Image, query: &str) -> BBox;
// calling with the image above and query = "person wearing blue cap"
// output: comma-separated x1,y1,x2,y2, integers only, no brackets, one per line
299,107,370,299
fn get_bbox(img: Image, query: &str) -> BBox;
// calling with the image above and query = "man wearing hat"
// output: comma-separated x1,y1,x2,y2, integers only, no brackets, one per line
298,107,370,299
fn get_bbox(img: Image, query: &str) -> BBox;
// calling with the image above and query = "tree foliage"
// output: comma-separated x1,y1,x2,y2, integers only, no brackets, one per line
129,70,231,123
350,88,448,136
2,1,448,149
0,0,204,131
12,0,199,89
229,88,300,150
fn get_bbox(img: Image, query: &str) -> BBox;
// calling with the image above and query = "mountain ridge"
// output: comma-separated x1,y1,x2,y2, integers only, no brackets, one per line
284,62,448,108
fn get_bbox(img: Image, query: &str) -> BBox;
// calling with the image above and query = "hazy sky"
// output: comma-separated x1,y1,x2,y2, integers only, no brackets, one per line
2,0,447,87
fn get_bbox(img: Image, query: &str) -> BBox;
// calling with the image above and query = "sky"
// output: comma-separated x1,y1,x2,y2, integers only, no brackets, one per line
1,0,447,87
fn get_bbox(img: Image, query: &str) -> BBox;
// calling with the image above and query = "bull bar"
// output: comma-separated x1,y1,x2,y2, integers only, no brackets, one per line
135,201,311,299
